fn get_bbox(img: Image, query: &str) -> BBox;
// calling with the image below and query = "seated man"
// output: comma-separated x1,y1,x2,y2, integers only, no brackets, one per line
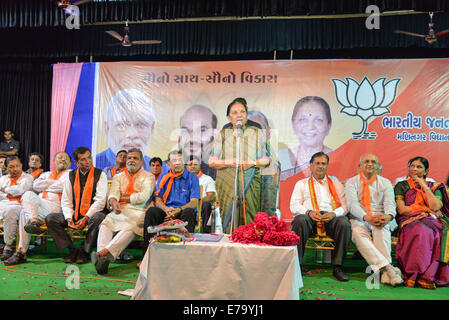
4,152,71,265
149,157,164,183
0,156,33,261
345,153,403,287
103,150,127,180
0,130,20,158
290,152,351,281
92,148,155,274
143,150,200,254
45,147,107,264
186,155,216,233
26,152,45,180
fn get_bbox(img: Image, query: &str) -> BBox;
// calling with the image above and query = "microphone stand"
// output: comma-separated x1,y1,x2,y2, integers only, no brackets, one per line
230,124,242,233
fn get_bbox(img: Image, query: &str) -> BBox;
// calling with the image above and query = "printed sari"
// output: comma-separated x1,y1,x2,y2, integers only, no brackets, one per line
394,180,449,288
212,125,269,234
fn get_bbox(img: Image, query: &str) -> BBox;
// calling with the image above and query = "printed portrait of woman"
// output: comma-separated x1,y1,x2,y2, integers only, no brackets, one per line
279,96,333,181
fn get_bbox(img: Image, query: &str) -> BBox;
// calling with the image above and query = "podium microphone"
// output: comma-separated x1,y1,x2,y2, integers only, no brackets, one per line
234,120,243,137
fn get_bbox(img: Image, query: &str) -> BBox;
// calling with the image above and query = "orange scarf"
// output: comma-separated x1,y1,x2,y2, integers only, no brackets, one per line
31,168,44,180
42,169,67,201
308,176,342,236
7,171,24,203
119,169,140,204
360,172,377,216
407,177,432,213
197,171,203,179
111,166,125,177
73,168,95,221
155,170,184,204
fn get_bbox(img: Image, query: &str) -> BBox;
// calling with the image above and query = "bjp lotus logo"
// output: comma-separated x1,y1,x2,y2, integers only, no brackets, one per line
332,76,401,140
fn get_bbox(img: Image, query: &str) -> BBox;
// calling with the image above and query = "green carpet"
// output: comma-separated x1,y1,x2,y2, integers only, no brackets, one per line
300,249,449,300
1,238,448,300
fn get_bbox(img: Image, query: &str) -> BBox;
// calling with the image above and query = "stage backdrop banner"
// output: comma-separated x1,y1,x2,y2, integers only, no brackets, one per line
53,59,449,222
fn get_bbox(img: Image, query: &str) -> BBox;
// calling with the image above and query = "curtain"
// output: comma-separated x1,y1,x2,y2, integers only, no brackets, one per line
2,13,449,60
2,0,449,28
49,63,83,171
0,63,52,170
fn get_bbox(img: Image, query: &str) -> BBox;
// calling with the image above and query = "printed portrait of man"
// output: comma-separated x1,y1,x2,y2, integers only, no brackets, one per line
96,88,167,173
178,104,218,179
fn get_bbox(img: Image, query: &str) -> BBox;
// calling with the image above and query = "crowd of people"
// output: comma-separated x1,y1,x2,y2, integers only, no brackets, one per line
0,95,448,290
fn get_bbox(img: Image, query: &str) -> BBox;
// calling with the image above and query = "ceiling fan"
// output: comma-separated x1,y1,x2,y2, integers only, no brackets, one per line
394,12,449,44
56,0,93,9
105,21,162,47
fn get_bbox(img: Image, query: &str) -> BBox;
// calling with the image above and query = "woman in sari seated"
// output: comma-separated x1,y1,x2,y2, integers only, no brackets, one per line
394,156,449,289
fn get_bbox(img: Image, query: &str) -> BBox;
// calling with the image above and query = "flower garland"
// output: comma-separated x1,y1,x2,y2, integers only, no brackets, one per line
231,212,300,246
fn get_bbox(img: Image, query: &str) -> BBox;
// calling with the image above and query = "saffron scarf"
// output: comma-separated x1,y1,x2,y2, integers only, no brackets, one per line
111,166,125,177
7,171,24,203
155,170,184,204
407,177,432,213
119,169,140,204
308,176,342,237
73,168,95,221
197,171,203,179
360,172,377,216
31,168,44,180
42,169,67,201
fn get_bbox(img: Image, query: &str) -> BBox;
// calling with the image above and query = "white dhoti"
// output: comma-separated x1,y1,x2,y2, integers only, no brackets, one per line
97,225,136,260
98,205,146,259
101,204,145,236
0,200,22,248
350,218,392,273
18,191,61,253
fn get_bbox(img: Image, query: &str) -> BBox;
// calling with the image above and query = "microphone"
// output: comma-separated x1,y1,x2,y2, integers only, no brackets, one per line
234,120,243,137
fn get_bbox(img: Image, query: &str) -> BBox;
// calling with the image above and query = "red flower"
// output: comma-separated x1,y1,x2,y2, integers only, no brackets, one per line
231,212,300,246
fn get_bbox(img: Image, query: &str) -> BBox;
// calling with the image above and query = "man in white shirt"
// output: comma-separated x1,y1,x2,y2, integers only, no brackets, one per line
3,152,72,265
290,152,351,281
186,155,216,233
0,156,33,261
345,153,403,287
45,147,108,264
92,148,155,274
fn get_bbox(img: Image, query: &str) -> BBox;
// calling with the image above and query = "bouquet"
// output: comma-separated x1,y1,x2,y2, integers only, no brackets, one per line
148,219,193,243
231,212,300,246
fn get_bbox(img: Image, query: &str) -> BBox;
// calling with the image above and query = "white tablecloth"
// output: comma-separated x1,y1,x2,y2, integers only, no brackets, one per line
131,235,303,300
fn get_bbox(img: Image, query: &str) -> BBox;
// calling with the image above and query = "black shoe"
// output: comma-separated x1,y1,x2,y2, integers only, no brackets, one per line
64,248,79,264
1,248,15,261
24,221,45,234
117,252,134,263
333,266,349,282
4,252,26,266
95,255,110,275
75,250,90,264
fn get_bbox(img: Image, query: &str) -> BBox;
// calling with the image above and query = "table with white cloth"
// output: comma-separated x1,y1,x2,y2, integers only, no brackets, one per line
131,235,303,300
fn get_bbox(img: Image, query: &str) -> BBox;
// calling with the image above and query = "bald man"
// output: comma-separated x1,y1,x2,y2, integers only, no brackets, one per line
345,153,403,287
4,152,72,265
0,156,33,261
178,104,218,180
96,88,168,173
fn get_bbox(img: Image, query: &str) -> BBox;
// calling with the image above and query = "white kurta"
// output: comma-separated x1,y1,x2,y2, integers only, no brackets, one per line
0,172,33,247
102,169,155,236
